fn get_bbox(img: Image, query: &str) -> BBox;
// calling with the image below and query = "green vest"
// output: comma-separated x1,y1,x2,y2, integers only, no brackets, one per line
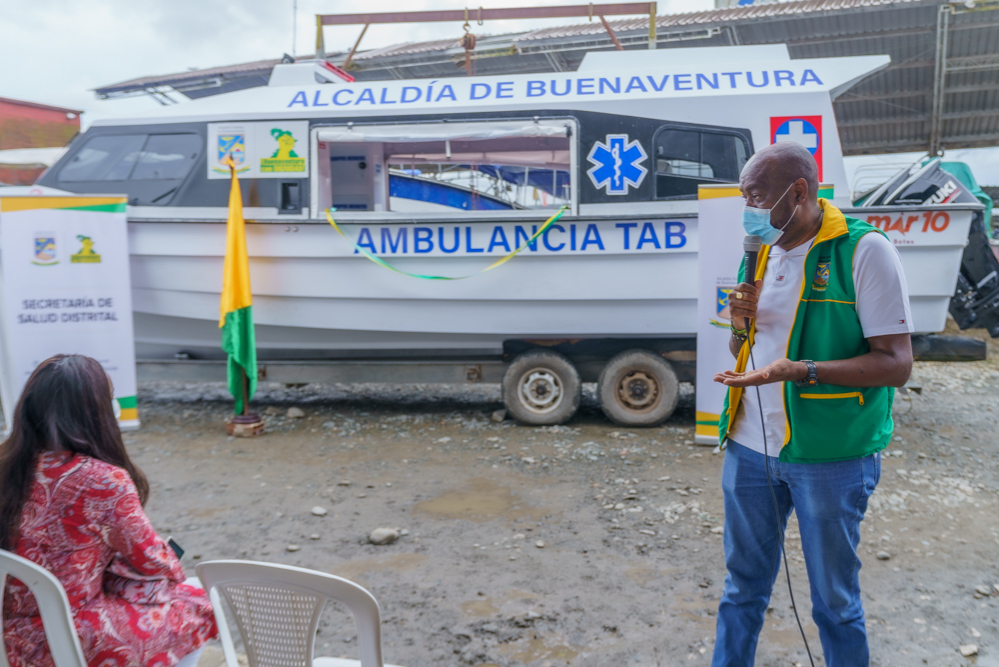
718,200,895,463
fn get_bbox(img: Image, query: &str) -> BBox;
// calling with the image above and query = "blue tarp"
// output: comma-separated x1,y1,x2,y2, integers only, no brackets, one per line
389,174,514,210
474,165,571,198
389,164,570,210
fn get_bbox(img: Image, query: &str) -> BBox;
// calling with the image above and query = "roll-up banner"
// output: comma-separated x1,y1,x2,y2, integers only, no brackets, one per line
695,183,834,445
695,185,746,445
0,196,139,431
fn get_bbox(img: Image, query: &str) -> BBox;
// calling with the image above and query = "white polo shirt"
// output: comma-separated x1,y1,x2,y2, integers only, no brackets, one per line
728,231,914,457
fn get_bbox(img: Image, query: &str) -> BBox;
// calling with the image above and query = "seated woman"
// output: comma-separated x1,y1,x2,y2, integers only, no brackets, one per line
1,354,217,667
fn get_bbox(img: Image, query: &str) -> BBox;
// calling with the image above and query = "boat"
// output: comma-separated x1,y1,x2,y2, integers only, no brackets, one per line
14,45,983,426
33,46,896,360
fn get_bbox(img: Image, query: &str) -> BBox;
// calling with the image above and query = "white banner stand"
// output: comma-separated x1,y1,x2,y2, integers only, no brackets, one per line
695,185,746,445
0,196,139,431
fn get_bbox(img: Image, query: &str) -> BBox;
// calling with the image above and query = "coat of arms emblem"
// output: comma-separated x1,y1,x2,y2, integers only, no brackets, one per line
33,235,58,266
218,133,245,165
812,262,830,291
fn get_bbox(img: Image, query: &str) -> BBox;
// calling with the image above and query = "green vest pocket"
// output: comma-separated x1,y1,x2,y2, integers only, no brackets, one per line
799,392,865,406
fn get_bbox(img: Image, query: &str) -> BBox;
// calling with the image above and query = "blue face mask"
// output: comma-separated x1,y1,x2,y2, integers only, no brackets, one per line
742,181,798,246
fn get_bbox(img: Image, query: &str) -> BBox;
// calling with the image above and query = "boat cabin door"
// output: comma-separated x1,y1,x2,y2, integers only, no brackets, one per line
317,141,388,212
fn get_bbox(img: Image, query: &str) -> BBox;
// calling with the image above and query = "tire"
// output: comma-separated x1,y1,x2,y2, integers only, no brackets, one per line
502,350,581,426
597,349,679,427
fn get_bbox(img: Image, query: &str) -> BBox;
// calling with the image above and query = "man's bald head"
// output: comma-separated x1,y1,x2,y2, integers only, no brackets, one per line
741,142,819,199
738,141,825,250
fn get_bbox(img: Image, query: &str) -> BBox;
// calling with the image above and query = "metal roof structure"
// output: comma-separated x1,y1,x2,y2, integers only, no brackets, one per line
96,57,291,105
94,0,999,155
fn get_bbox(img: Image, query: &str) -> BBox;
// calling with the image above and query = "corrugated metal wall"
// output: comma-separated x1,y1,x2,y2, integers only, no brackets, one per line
93,0,999,155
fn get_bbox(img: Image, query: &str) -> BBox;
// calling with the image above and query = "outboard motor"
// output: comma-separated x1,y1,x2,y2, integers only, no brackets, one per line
859,158,980,208
859,159,999,337
951,223,999,338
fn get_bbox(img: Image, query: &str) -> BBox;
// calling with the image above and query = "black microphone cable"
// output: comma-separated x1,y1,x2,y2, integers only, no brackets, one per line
746,340,816,667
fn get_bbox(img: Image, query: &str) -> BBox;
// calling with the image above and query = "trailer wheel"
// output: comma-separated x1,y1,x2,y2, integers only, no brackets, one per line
503,350,581,426
598,350,679,427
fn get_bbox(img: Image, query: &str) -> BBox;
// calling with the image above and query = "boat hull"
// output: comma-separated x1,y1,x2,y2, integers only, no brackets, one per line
129,214,700,360
129,205,973,361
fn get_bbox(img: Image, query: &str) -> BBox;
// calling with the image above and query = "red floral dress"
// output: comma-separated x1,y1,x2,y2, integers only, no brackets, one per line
3,452,217,667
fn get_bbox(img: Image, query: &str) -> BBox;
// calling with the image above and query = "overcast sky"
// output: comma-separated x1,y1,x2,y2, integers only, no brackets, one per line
0,0,710,119
1,0,995,184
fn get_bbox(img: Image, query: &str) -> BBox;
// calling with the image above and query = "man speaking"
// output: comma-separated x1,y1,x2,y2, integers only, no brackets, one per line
711,142,913,667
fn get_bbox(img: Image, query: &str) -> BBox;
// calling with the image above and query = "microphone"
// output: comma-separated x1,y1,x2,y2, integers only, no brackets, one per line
741,235,763,327
743,235,762,284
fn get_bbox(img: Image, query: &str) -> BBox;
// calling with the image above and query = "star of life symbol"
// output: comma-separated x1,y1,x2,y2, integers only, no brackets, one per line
773,119,819,155
586,134,648,196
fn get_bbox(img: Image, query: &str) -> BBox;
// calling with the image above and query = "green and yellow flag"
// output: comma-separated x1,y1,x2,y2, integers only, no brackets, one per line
219,159,257,414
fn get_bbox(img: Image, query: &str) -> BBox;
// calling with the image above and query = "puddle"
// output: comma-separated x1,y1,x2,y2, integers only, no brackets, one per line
460,589,540,618
625,566,656,585
414,478,548,522
461,598,500,617
625,564,678,585
498,637,581,664
330,553,429,581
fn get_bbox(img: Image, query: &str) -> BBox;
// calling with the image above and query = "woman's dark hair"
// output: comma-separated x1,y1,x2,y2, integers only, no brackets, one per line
0,354,148,549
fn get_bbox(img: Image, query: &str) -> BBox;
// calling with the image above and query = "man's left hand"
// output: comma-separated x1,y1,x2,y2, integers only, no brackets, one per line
713,358,806,387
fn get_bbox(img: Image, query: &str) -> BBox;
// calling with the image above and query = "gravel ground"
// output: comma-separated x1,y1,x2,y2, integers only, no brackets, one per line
126,325,999,667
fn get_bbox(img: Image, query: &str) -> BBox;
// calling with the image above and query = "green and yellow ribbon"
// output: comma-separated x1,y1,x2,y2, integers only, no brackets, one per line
325,206,567,280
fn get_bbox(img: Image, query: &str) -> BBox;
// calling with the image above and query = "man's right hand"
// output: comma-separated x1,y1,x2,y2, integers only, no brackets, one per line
728,279,763,330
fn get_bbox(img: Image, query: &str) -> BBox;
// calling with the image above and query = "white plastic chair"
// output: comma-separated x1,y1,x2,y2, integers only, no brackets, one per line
197,560,402,667
0,549,87,667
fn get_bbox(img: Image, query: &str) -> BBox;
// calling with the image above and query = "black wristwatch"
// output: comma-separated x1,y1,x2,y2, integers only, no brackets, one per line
795,360,818,387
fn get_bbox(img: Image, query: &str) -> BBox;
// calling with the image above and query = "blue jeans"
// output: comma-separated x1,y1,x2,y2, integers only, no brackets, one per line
712,440,880,667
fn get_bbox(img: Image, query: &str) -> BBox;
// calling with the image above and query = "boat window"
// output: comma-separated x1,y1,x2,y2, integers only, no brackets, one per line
129,134,201,180
655,127,750,199
57,134,147,182
58,133,202,184
316,121,573,214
